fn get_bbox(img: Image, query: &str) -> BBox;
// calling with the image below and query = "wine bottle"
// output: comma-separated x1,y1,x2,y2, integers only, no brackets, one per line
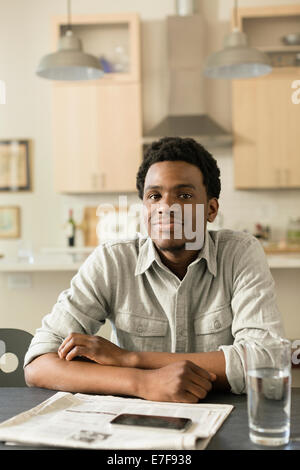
66,209,76,247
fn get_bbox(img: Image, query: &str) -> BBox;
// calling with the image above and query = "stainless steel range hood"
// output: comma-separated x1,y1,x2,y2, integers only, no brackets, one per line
143,13,232,149
143,114,232,147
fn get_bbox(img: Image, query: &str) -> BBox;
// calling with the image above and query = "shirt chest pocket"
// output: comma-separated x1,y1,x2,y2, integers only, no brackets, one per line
193,305,233,352
114,312,169,352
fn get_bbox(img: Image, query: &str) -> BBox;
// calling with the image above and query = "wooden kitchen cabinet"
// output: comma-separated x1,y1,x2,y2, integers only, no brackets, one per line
233,5,300,189
51,13,142,193
233,69,300,189
53,82,142,193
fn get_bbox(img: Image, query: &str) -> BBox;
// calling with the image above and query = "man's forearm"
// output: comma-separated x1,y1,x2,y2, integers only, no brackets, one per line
25,352,143,397
55,332,229,391
129,350,230,390
24,351,219,403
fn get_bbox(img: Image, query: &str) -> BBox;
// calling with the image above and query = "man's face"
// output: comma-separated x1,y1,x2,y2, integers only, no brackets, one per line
142,160,218,253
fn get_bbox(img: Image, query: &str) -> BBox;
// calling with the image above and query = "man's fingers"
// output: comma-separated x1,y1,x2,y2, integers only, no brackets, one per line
58,333,75,354
187,361,217,382
181,391,200,403
181,361,217,398
186,382,208,400
58,339,74,358
65,346,86,361
189,370,213,392
59,333,78,349
58,334,86,358
183,372,213,400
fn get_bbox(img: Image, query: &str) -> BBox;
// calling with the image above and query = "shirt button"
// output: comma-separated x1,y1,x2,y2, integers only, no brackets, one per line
137,326,144,334
214,320,221,330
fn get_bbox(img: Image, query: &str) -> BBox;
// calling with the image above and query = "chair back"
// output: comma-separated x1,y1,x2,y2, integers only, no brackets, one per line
0,328,33,386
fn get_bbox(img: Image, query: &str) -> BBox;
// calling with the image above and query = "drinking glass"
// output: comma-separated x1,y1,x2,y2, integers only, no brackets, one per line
244,337,291,446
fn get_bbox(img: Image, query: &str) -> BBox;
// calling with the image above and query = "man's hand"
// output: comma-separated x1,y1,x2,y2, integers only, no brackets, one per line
58,333,131,367
139,360,217,403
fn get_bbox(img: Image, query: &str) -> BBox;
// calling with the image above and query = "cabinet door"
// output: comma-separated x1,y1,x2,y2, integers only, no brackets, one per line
53,84,101,192
233,72,300,189
53,83,142,193
96,83,142,192
283,78,300,187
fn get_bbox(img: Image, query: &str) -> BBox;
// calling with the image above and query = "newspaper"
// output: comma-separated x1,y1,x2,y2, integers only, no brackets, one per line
0,392,233,450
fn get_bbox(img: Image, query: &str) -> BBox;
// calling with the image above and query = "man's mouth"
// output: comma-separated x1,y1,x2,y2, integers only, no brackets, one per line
150,219,184,235
152,219,183,226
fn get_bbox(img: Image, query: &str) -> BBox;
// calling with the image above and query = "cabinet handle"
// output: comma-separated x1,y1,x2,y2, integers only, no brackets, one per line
275,169,290,187
91,173,98,190
284,169,290,186
100,173,106,189
275,169,281,186
91,173,106,190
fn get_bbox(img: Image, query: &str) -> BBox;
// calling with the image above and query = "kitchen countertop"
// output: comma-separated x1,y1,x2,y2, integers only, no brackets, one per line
1,252,300,272
0,254,84,272
267,254,300,269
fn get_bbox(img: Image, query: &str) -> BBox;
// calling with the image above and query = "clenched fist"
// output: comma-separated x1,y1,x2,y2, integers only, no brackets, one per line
139,360,216,403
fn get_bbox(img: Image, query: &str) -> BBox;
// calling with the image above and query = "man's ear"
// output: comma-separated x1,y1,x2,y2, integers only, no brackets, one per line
207,198,219,223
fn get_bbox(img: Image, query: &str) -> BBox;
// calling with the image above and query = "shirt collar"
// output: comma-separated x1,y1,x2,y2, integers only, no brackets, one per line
135,236,159,276
135,231,217,277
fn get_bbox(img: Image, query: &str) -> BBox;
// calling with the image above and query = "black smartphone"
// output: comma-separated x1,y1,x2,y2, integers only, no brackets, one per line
109,413,192,433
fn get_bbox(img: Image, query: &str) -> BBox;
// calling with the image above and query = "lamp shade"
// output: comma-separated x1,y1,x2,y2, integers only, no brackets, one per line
204,29,272,79
36,30,104,81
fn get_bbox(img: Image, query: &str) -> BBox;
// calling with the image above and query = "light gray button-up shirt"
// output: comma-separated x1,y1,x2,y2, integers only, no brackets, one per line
24,229,285,394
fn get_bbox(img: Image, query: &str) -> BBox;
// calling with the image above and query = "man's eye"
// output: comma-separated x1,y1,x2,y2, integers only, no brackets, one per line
148,193,161,200
179,193,193,199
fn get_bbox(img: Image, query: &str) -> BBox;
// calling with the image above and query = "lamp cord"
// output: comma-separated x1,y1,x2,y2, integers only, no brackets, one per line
67,0,72,32
233,0,239,30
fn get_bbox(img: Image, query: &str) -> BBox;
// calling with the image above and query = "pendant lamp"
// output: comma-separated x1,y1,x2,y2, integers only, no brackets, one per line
204,0,272,79
36,0,103,81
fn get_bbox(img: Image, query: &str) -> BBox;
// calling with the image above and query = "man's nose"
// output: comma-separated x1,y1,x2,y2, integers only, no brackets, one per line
158,193,176,212
157,198,183,223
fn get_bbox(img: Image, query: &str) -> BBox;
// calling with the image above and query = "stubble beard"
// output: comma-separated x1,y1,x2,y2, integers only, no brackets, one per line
154,238,187,254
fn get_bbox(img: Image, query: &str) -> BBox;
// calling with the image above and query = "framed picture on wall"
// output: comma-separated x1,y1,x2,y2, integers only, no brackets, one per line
0,140,31,191
0,206,21,239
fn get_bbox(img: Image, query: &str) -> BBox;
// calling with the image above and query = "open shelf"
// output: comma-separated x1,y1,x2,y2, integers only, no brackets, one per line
236,5,300,69
52,13,140,83
258,45,300,53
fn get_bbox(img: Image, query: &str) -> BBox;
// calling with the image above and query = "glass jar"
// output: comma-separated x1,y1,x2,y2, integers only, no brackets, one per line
286,217,300,245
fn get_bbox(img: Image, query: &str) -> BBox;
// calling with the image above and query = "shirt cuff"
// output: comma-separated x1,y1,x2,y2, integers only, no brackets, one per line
218,344,246,394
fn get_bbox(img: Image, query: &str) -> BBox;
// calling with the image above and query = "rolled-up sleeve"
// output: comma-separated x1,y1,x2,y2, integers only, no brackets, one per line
219,236,285,394
24,248,112,367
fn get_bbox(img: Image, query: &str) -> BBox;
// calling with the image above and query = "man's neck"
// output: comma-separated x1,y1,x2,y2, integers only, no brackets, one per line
156,246,200,280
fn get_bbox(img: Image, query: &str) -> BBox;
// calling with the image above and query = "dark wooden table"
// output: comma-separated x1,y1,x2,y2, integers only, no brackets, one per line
0,387,300,450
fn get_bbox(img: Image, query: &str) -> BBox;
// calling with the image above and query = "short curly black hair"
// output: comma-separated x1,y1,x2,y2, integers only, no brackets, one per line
136,137,221,200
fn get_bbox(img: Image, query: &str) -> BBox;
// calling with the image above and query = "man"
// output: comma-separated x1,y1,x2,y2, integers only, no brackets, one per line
24,137,284,402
